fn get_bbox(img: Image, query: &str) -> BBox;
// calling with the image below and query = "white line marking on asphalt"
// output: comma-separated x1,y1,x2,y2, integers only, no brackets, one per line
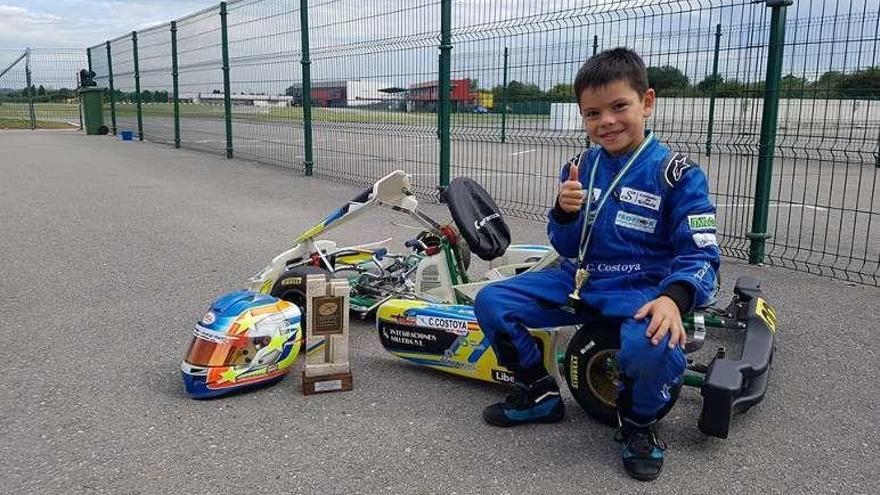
510,149,536,156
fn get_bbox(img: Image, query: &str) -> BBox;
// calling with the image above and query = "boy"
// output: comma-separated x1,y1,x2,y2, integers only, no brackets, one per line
473,48,719,481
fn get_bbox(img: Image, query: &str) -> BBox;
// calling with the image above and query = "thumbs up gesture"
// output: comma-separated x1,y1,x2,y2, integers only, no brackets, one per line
557,162,585,213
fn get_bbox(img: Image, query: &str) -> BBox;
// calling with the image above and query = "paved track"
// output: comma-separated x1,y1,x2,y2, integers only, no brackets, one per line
2,130,877,494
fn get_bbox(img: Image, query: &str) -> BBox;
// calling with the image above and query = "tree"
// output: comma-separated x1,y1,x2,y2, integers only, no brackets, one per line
780,74,808,98
810,70,845,98
646,66,689,96
545,83,575,102
840,66,880,100
491,80,544,103
695,74,723,95
37,85,46,96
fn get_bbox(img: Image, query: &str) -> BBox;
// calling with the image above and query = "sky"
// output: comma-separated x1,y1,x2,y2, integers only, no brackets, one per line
0,1,217,48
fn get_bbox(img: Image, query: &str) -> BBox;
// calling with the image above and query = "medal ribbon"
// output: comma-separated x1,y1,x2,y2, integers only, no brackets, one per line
574,132,655,269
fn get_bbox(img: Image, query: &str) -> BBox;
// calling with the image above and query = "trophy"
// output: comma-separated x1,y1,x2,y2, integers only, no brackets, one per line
301,274,353,395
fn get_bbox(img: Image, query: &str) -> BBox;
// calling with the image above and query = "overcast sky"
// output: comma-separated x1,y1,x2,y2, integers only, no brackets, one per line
0,1,218,48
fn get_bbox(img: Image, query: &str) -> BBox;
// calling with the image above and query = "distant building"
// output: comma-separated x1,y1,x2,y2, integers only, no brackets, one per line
407,78,476,112
287,80,391,107
187,93,293,106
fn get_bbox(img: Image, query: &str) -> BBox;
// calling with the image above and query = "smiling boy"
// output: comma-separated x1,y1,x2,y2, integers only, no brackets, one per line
473,48,720,481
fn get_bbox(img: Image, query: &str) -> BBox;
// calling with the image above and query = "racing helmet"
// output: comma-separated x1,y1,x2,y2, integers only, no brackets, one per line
181,290,302,399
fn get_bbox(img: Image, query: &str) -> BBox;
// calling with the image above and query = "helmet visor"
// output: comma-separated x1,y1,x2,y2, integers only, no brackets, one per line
183,327,271,367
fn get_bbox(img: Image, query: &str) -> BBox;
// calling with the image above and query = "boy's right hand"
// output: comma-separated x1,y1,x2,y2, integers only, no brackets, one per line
557,163,585,213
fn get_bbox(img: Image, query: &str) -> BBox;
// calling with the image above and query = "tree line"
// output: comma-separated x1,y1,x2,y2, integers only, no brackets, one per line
488,66,880,102
0,87,171,104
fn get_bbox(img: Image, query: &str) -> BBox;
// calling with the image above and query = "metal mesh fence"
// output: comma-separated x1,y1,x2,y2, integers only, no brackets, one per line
306,0,443,198
81,0,880,285
0,48,84,129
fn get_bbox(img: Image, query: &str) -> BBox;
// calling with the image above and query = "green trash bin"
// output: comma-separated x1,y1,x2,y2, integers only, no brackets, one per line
78,87,108,135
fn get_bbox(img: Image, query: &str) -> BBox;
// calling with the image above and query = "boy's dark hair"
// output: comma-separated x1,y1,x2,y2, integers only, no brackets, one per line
574,47,649,102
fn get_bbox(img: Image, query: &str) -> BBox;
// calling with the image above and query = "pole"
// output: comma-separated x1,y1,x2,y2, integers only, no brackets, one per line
132,31,144,141
106,41,117,135
500,47,509,144
438,0,452,189
706,23,722,157
593,35,599,55
171,21,181,149
300,0,314,176
220,2,234,159
749,0,793,264
25,49,36,130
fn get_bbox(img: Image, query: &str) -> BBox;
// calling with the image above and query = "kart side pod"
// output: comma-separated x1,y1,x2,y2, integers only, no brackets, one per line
699,276,776,438
375,299,558,384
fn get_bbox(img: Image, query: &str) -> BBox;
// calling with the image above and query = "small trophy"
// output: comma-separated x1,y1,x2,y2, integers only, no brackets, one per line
565,267,589,312
301,274,353,395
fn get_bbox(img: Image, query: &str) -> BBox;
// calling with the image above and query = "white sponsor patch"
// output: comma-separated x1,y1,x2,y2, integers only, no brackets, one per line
619,187,661,211
692,232,718,248
415,315,470,336
615,210,657,233
591,188,602,202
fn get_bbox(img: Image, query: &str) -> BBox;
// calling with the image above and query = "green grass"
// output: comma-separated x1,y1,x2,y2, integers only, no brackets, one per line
0,102,80,129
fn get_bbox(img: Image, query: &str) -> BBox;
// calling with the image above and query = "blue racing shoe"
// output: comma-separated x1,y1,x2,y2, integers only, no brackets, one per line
482,375,565,427
615,419,667,481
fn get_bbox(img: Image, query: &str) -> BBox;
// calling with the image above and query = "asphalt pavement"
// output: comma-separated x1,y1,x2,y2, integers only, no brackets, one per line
1,130,878,494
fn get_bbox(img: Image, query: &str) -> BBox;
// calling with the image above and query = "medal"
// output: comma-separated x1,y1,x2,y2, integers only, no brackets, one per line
565,132,655,312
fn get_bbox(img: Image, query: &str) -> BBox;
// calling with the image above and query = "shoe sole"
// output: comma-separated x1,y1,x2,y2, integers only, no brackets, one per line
482,407,565,428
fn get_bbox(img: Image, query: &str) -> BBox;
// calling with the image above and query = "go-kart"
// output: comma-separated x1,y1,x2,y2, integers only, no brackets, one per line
246,170,777,438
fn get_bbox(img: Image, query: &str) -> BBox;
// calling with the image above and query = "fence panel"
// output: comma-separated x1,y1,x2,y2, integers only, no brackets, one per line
176,6,226,156
307,0,443,198
0,48,84,129
763,0,880,284
137,24,176,146
225,0,304,169
109,35,138,137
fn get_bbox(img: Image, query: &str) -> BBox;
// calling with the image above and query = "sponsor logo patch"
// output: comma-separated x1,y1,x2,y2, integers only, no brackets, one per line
415,315,471,336
619,187,661,211
201,311,216,325
664,153,693,187
614,211,657,233
688,214,717,231
492,369,516,383
692,232,717,248
474,212,501,231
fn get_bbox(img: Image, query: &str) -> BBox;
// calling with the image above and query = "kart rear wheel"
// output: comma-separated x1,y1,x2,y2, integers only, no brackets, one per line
563,324,621,426
270,265,331,320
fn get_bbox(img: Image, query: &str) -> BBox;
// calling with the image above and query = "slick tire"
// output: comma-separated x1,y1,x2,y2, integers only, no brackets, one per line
269,265,331,320
563,324,621,426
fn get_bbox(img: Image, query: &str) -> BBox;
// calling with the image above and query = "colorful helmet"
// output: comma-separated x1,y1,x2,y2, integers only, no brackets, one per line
181,290,302,399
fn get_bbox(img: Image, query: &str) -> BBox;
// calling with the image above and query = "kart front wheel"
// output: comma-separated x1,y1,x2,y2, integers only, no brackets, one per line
563,324,621,426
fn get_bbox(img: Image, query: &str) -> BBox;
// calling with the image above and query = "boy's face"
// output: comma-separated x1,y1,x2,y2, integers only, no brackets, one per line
578,79,655,156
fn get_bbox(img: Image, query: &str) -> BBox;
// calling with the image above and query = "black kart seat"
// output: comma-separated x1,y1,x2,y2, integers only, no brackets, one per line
441,177,511,261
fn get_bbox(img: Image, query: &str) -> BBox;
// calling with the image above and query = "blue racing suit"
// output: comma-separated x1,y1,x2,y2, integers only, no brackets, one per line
474,133,720,423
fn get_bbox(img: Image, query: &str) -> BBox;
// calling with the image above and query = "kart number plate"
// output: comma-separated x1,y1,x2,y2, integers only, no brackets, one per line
755,298,777,334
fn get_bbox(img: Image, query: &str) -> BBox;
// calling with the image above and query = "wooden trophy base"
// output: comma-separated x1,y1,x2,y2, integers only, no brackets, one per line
301,370,353,395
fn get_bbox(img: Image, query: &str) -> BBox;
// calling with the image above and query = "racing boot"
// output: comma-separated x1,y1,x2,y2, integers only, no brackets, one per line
482,373,564,427
615,417,667,481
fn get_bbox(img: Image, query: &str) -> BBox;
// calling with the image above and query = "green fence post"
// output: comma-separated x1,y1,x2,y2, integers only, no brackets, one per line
300,0,314,176
132,31,143,141
220,2,234,159
438,0,452,189
106,41,117,135
24,49,35,130
82,48,90,130
875,126,879,167
705,23,722,157
171,21,181,149
500,47,509,144
593,35,599,55
749,0,793,265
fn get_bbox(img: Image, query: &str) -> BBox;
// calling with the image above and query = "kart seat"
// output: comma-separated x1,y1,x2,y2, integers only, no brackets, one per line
441,177,511,261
